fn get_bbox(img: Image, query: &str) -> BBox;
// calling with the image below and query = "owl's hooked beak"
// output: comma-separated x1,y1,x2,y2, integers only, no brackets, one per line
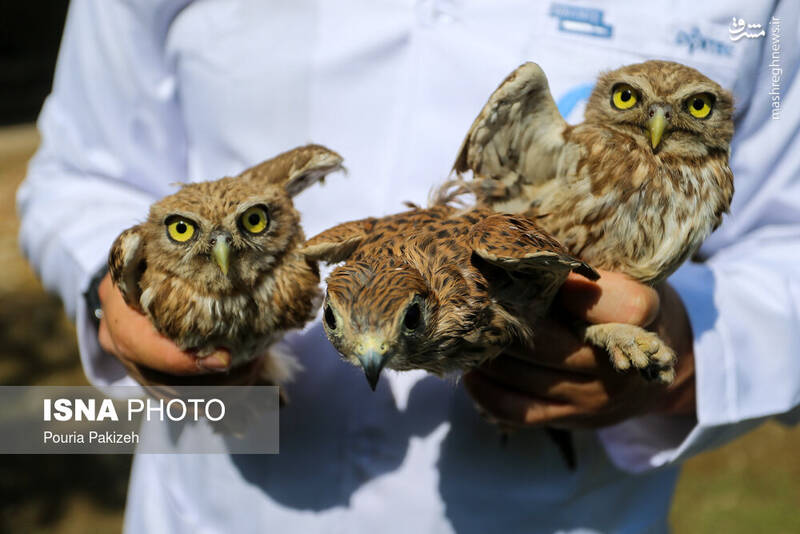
211,234,231,276
647,106,669,150
354,336,391,391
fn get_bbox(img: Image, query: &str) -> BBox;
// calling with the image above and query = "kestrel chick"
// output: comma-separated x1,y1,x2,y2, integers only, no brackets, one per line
109,145,344,386
453,60,735,382
303,205,597,389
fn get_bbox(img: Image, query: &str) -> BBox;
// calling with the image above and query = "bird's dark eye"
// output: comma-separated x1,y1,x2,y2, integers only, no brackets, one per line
620,90,632,102
692,99,704,110
324,305,337,330
403,303,421,330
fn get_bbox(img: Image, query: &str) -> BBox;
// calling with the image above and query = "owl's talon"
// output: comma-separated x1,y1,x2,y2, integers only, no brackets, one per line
584,323,676,384
635,337,660,356
640,365,660,382
626,340,652,368
609,347,631,371
640,363,674,384
658,367,676,384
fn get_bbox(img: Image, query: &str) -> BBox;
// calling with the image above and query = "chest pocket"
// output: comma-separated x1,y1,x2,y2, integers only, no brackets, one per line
524,2,752,105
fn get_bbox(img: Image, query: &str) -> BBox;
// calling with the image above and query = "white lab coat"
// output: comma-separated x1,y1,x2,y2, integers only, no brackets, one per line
17,1,800,532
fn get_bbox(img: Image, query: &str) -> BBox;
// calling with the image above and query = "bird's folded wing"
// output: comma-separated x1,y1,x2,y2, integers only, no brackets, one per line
300,218,376,263
468,214,598,281
108,225,146,310
453,62,567,209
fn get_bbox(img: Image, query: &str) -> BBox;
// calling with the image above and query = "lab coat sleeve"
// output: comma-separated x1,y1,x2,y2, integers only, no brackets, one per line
598,4,800,472
16,0,189,387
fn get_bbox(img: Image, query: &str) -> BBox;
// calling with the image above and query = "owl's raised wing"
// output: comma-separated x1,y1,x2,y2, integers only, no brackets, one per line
468,214,598,303
239,144,345,197
453,63,567,212
300,218,376,263
108,225,146,311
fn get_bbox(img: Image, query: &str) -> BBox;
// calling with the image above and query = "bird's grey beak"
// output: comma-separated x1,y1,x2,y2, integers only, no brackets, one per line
355,337,391,390
211,234,231,275
647,106,668,149
357,350,390,391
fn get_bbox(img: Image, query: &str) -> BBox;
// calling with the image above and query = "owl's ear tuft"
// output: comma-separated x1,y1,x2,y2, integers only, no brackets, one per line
108,225,146,311
300,218,375,263
239,144,345,197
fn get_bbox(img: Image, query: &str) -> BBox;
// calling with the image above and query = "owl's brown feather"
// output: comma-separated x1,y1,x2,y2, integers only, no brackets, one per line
239,143,347,196
108,225,146,310
453,61,567,201
450,60,735,383
454,60,734,285
108,145,344,387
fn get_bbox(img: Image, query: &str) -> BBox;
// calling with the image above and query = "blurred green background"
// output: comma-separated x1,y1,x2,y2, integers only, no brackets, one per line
1,2,798,533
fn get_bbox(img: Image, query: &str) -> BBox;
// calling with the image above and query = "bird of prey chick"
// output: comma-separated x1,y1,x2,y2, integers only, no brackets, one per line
302,205,597,390
109,145,344,388
453,60,735,383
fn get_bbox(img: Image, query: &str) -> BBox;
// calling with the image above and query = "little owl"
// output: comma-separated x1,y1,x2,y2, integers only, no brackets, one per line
453,60,734,382
108,144,344,388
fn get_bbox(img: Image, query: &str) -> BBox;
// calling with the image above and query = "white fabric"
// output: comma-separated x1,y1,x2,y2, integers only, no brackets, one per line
16,1,800,532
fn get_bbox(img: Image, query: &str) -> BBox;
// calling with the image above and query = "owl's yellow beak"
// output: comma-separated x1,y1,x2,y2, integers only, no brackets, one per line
212,238,230,276
647,107,668,149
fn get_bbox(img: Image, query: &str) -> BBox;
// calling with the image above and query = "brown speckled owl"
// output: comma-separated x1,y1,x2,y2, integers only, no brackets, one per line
109,145,344,385
453,60,735,382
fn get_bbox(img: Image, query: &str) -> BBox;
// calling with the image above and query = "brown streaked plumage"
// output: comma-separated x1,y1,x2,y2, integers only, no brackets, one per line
108,145,344,387
452,60,735,382
302,205,597,389
455,60,733,282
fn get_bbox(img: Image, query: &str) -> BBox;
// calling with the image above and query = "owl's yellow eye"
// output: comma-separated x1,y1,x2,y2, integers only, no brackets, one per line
239,205,269,235
611,84,638,110
166,217,196,243
687,93,713,119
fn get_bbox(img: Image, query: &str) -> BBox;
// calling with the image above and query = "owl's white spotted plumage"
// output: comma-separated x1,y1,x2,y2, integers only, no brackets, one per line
453,60,735,382
109,145,344,385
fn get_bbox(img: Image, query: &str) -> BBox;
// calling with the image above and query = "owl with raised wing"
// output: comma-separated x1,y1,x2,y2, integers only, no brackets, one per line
108,145,344,387
453,60,735,382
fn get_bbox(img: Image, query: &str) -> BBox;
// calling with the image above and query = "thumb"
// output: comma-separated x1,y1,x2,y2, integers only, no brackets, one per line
557,270,660,327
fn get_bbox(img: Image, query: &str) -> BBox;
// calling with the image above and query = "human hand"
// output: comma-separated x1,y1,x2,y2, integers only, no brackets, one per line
97,273,233,377
463,270,696,429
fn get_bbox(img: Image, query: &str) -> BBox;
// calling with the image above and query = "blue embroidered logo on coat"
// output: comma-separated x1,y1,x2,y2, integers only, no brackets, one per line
549,3,613,39
675,27,733,56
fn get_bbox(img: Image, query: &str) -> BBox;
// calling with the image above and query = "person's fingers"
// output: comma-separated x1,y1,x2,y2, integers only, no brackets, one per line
99,274,231,375
97,273,114,303
558,270,660,327
463,371,580,426
97,319,115,355
505,318,599,372
131,332,231,376
477,358,602,404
